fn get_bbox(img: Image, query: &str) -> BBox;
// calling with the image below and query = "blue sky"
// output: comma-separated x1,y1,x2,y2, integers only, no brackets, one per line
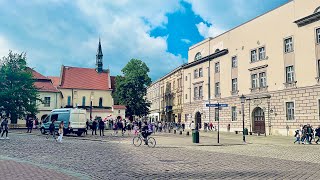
0,0,288,80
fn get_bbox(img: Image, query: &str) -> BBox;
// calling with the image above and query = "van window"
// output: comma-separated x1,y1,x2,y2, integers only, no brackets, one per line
50,113,70,123
43,116,50,123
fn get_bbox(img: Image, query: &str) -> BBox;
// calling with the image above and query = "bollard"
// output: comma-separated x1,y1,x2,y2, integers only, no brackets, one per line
179,131,182,135
174,130,176,134
186,131,190,136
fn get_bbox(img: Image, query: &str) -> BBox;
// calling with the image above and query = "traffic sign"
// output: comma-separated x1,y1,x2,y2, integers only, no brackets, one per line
206,103,228,107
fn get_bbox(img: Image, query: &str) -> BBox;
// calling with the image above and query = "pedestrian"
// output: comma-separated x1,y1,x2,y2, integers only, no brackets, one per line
92,119,97,135
294,129,301,144
182,123,185,132
47,119,56,140
133,123,139,136
315,125,320,144
99,119,105,136
86,120,89,135
209,122,213,131
112,121,118,136
28,118,33,133
158,122,162,132
1,118,9,139
56,121,64,143
190,121,195,131
301,125,307,144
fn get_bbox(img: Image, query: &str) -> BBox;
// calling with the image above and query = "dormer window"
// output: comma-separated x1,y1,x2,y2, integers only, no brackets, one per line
195,52,202,61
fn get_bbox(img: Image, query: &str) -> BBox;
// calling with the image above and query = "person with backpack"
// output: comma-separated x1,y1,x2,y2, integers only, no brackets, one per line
1,118,9,139
315,125,320,144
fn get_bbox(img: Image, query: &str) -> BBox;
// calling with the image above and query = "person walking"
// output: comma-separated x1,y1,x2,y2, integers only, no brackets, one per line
99,119,105,136
56,121,64,143
190,121,195,131
92,119,97,135
85,120,89,135
47,120,56,140
294,129,301,144
315,125,320,144
1,118,9,139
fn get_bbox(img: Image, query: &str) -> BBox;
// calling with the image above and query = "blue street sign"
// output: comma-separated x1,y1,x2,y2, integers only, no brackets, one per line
206,103,228,107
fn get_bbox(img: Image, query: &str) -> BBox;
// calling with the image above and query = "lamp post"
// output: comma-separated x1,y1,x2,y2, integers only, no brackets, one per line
240,94,246,143
90,96,94,120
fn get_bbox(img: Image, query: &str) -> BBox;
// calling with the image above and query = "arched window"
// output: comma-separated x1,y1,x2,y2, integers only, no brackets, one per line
82,96,86,107
99,97,103,107
67,96,71,106
314,6,320,13
195,52,202,61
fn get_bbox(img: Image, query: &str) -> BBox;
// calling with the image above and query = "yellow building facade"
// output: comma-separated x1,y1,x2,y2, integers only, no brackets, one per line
147,0,320,136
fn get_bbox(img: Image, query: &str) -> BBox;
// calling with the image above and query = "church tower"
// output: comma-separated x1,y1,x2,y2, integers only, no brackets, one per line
96,38,103,73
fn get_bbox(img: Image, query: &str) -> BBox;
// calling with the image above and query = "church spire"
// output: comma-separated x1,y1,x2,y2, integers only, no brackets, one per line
96,38,103,73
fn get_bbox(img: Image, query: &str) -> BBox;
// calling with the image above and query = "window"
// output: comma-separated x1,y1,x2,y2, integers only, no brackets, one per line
185,76,188,81
286,102,295,120
231,106,237,121
231,56,237,68
43,97,50,107
215,62,220,73
284,37,293,53
318,60,320,77
195,52,202,61
199,86,203,98
185,94,187,99
286,66,294,83
215,108,219,121
82,96,86,106
199,68,203,77
194,69,198,78
194,87,198,98
258,47,266,60
251,74,258,89
251,49,257,62
118,110,121,114
232,78,238,92
173,81,175,90
99,97,103,107
67,96,71,106
259,72,267,87
215,82,220,96
316,28,320,44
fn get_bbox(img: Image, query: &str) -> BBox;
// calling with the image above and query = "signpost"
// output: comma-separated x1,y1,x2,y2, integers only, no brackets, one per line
206,103,228,143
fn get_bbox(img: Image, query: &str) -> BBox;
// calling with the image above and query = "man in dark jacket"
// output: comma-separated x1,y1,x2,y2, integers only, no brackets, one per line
1,118,9,139
92,120,97,135
99,120,105,136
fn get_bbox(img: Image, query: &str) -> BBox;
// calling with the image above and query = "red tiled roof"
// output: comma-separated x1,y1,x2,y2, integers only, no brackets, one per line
27,67,47,80
113,105,126,109
60,66,111,90
34,81,60,92
48,76,60,87
28,68,60,93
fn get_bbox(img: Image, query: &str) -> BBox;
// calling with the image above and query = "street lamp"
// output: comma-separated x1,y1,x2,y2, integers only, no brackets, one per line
90,96,94,120
240,94,246,143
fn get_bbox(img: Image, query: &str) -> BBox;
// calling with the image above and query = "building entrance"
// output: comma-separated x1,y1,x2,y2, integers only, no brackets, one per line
252,107,265,134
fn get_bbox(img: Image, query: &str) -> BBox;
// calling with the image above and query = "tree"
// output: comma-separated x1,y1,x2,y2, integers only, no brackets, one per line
0,51,39,123
113,59,151,120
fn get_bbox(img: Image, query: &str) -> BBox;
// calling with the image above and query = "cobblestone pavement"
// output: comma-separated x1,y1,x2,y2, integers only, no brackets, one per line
0,130,320,179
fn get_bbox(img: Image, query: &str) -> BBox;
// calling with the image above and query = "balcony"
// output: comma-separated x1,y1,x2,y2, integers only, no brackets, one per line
283,81,297,89
250,86,268,93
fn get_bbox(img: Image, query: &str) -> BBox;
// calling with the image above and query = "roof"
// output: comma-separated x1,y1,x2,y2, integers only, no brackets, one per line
48,76,60,87
113,105,126,109
28,68,60,93
60,66,111,90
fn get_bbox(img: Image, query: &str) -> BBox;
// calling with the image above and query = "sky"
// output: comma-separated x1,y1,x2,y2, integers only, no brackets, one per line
0,0,288,81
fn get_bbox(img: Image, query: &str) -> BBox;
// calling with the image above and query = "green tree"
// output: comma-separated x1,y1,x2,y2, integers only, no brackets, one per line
113,59,151,120
0,51,39,123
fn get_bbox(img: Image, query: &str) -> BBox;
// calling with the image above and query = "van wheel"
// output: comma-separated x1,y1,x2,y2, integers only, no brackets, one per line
77,132,82,137
40,128,46,134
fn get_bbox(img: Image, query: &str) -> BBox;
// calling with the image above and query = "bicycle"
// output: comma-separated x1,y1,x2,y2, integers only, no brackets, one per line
133,131,156,148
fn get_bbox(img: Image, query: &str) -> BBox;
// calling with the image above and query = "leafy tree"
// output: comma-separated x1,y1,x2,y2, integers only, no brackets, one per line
113,59,151,120
0,51,39,123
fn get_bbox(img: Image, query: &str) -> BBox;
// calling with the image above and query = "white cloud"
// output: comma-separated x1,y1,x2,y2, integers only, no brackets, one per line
0,0,186,80
196,22,225,38
181,38,191,44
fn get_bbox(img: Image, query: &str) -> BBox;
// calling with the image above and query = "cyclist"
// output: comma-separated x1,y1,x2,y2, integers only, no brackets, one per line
141,122,152,145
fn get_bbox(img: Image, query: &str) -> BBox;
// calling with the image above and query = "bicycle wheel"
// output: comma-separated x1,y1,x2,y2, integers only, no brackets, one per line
147,137,156,148
133,137,142,147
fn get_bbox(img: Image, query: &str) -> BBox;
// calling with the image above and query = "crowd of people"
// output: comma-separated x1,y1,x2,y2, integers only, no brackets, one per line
294,124,320,144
